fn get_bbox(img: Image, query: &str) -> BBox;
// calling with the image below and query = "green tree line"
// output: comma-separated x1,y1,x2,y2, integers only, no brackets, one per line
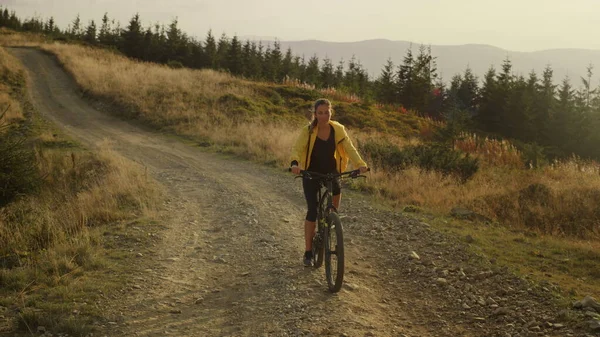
2,7,600,162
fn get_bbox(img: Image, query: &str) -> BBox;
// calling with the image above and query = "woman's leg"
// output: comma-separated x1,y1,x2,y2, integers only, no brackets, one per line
333,194,341,211
302,178,319,252
305,220,316,251
332,178,342,211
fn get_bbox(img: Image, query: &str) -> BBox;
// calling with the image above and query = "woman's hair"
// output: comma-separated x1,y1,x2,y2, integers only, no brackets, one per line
310,98,332,129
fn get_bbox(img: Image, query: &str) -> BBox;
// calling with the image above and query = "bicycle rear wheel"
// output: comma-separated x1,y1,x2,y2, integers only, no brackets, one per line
324,212,344,292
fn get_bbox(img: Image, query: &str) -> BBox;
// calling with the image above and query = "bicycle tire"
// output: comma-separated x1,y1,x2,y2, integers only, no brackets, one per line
313,194,327,268
312,225,324,268
324,212,344,293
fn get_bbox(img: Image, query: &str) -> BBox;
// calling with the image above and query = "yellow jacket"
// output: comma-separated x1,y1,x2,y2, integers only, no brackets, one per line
290,120,367,172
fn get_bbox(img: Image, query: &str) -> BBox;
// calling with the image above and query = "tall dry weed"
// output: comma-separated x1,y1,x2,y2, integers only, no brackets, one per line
0,28,46,46
0,142,161,267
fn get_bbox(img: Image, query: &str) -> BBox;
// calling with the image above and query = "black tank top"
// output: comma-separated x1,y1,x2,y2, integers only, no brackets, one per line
308,125,337,174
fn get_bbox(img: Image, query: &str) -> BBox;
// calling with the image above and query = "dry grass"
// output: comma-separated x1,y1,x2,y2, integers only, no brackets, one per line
0,46,24,124
0,141,162,265
0,39,163,334
0,140,162,334
36,41,600,238
41,43,255,121
1,29,598,318
0,27,47,46
455,132,523,168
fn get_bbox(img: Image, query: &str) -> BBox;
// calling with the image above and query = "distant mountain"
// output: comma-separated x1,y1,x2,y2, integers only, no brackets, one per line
256,39,600,87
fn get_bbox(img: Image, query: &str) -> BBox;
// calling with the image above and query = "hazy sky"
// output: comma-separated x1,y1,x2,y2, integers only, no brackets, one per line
4,0,600,52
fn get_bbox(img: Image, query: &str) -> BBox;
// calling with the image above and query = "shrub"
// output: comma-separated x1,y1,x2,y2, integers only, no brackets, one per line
0,130,39,206
166,60,183,69
521,143,548,169
362,140,479,182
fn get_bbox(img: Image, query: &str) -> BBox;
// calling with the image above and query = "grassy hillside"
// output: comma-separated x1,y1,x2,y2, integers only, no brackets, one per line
0,44,162,336
1,29,598,313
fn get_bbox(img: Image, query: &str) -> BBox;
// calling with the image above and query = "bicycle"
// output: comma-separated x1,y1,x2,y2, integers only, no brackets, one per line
292,168,369,293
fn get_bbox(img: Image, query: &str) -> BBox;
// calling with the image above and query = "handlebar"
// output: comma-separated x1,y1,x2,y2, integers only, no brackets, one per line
288,167,370,180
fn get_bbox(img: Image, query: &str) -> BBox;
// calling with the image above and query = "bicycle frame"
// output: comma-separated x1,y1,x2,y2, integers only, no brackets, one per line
292,168,369,292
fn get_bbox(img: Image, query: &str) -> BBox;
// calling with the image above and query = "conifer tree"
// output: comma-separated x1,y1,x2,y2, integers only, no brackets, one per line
344,55,361,94
215,33,229,70
241,40,253,78
44,17,56,35
122,14,144,59
204,30,217,69
71,14,82,38
270,40,283,81
375,58,396,104
550,77,576,154
98,13,112,45
535,65,556,144
477,66,500,133
411,45,437,115
226,35,243,76
305,55,320,86
334,59,344,88
295,55,306,83
320,57,335,88
84,20,97,44
188,38,205,69
457,67,479,114
281,47,294,80
396,46,414,108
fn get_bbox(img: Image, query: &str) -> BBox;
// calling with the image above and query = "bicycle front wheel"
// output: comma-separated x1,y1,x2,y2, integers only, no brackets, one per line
324,212,344,293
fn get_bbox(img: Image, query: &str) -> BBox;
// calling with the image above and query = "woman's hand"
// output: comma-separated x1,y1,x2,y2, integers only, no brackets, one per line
359,166,369,173
291,166,301,175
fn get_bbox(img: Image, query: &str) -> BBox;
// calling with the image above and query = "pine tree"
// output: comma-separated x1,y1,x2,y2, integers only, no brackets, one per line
579,64,596,109
204,30,217,69
305,55,320,86
295,55,306,83
165,18,190,64
215,33,229,70
262,44,272,81
122,14,144,59
270,40,283,82
550,77,576,154
281,47,294,81
226,35,243,75
375,58,396,104
241,40,253,77
504,74,529,139
188,38,205,69
396,46,414,109
71,14,82,38
477,66,500,133
320,57,335,88
84,20,97,44
495,58,514,136
44,17,56,35
411,45,437,115
535,65,556,145
334,59,344,88
344,55,360,94
98,13,112,45
253,42,265,79
457,67,479,115
447,74,463,112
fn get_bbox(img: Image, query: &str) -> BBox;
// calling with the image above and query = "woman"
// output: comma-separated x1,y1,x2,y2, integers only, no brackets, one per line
290,98,368,267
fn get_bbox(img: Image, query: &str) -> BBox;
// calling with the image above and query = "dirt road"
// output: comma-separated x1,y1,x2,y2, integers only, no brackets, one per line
10,48,592,337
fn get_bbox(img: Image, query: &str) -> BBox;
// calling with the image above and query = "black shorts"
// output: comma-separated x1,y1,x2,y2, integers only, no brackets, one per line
302,177,341,222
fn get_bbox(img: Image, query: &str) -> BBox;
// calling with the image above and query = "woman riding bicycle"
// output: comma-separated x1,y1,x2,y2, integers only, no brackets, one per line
290,98,368,267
